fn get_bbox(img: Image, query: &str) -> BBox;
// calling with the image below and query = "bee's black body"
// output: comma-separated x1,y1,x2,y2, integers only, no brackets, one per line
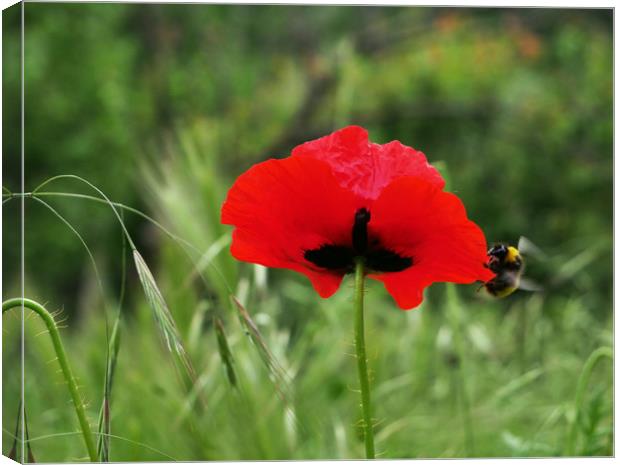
483,244,524,298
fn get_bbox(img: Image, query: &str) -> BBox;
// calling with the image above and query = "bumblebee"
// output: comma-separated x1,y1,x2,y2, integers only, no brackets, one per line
482,237,543,298
483,243,523,298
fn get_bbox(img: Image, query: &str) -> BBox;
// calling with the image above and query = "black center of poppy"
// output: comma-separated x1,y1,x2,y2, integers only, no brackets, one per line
303,208,413,273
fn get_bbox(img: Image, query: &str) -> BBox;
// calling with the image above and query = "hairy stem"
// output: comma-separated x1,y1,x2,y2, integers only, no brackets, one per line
354,259,375,459
3,298,98,462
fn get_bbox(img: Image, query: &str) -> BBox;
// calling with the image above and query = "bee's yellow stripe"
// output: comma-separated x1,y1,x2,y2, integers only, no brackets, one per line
506,246,521,263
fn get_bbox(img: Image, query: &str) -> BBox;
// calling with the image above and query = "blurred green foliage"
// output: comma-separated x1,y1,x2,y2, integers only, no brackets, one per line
2,4,612,461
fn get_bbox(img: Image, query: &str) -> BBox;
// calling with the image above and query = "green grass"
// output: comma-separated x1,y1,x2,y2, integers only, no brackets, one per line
2,276,612,460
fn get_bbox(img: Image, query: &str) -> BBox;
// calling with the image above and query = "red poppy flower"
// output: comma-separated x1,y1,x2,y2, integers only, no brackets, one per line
221,126,493,309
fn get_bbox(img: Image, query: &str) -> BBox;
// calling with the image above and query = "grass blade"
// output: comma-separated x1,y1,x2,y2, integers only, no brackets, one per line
24,406,35,463
8,401,35,463
8,399,22,462
132,250,205,408
96,211,128,462
214,317,237,388
564,346,613,456
96,315,121,462
231,296,292,404
183,233,231,288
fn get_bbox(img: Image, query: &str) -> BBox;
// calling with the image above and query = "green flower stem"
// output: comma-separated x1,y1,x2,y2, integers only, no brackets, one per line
3,298,98,462
354,258,375,459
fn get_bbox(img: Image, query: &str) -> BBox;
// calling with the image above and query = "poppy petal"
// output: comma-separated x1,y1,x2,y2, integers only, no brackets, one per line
222,156,360,297
292,125,444,200
369,269,429,310
367,176,494,309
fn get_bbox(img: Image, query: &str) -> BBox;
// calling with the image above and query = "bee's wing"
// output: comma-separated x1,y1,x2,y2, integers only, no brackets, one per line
518,277,544,293
518,236,547,259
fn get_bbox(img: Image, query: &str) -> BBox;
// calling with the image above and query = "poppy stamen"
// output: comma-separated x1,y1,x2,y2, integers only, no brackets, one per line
352,208,371,254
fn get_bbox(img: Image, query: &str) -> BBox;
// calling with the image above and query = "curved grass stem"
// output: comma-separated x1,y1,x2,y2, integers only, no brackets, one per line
11,190,234,295
354,258,375,459
32,175,136,250
3,298,98,462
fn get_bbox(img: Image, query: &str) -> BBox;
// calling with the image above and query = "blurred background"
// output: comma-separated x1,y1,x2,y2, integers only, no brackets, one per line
2,4,613,461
